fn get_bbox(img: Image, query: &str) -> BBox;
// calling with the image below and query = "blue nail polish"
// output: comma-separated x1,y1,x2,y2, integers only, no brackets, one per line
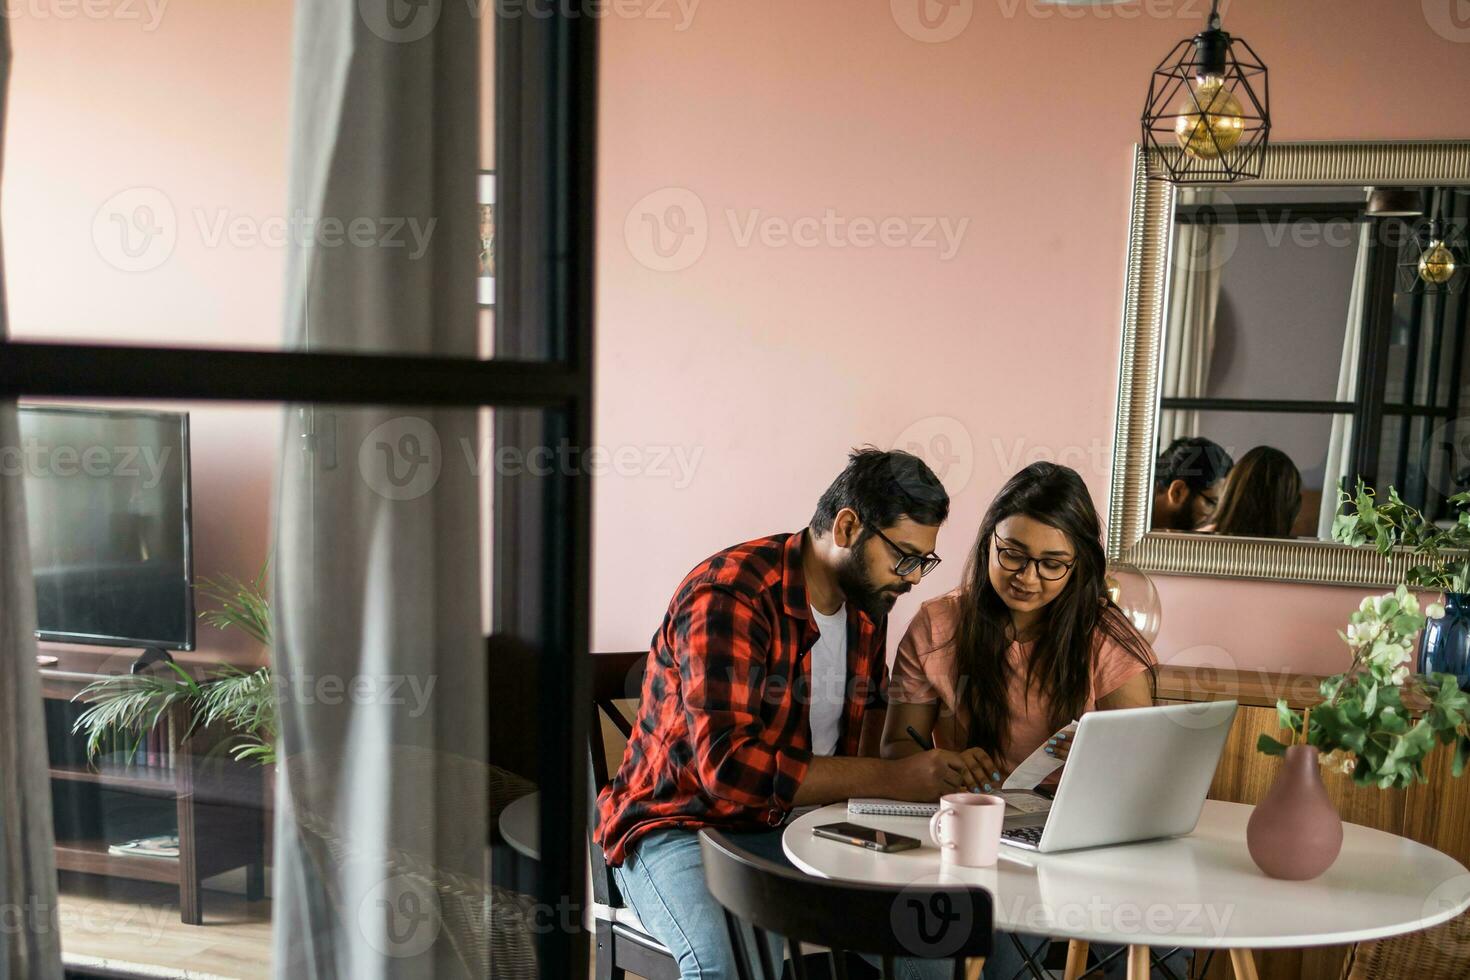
1044,746,1054,755
991,771,1000,780
1048,738,1057,745
983,783,992,792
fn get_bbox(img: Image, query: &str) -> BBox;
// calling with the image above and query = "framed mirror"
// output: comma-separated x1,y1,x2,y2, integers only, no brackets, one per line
1108,140,1470,587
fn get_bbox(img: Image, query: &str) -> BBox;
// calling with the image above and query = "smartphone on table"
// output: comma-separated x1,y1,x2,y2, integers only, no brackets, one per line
812,821,921,853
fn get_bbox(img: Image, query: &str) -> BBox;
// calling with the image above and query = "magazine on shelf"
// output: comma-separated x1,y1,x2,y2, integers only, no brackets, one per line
106,834,180,860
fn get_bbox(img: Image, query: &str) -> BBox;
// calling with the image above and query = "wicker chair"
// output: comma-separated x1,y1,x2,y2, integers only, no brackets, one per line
1341,913,1470,979
281,749,540,979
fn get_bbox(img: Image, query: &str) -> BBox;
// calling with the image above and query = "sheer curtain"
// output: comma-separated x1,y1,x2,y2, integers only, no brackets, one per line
0,436,63,980
270,2,486,977
1159,188,1227,447
0,15,63,980
1317,221,1372,538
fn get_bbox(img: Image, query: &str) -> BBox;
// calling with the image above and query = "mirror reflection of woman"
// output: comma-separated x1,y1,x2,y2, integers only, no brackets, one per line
1197,445,1302,539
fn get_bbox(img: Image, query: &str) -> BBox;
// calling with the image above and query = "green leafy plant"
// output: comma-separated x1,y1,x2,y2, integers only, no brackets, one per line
1258,586,1470,789
1331,478,1470,591
72,562,277,766
196,563,272,646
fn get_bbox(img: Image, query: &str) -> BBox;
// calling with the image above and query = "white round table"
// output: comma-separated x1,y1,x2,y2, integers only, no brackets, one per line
500,791,539,861
785,800,1470,978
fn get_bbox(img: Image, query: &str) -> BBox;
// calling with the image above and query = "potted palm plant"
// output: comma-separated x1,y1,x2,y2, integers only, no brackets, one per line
73,563,277,766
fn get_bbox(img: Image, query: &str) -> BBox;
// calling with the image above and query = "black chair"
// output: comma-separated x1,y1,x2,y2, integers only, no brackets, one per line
588,650,681,980
699,828,994,980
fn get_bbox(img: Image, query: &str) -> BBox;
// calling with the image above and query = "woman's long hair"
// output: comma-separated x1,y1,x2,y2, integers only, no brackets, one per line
955,462,1156,758
1210,446,1302,539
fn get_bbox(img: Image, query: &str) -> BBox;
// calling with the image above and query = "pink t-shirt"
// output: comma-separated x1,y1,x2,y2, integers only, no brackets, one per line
890,589,1154,775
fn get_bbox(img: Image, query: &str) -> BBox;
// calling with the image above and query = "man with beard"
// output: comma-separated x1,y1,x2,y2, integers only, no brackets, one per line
1151,436,1234,532
595,448,989,979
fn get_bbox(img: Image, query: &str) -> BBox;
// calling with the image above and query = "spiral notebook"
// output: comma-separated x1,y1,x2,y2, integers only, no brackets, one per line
847,798,939,817
848,792,1054,819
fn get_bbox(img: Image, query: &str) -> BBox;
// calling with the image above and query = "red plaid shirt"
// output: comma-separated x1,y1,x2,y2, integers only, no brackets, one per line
594,531,888,866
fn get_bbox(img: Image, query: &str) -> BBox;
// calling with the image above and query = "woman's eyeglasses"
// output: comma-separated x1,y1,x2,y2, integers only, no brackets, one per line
867,524,942,578
994,546,1074,581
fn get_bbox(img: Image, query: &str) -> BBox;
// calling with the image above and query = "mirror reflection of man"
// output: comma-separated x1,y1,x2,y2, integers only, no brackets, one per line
1152,436,1234,531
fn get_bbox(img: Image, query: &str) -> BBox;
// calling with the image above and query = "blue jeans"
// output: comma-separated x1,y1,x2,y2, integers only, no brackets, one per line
612,827,951,980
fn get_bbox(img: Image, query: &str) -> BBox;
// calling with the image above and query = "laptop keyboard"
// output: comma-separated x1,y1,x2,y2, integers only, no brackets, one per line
1001,824,1045,846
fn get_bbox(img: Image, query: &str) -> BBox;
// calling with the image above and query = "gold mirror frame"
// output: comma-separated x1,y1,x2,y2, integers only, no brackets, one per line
1108,140,1470,588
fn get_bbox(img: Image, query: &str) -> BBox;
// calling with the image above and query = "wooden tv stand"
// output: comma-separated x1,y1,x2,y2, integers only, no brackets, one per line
38,648,268,925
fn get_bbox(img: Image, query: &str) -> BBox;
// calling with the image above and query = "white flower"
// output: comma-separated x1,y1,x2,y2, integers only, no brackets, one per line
1392,665,1411,685
1368,639,1402,668
1428,602,1446,620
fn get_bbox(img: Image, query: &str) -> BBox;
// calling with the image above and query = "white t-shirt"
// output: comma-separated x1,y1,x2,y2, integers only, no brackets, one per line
807,604,848,757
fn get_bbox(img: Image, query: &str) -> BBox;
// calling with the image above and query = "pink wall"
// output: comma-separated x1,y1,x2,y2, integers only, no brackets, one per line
593,0,1470,675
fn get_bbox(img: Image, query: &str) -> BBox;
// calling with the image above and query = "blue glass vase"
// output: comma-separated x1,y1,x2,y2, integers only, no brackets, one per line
1419,592,1470,691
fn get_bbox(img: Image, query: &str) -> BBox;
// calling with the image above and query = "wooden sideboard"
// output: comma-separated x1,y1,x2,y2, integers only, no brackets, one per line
1156,665,1470,980
38,649,268,924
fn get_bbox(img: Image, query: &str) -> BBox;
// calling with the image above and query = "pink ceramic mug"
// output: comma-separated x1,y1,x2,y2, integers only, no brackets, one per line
929,792,1006,867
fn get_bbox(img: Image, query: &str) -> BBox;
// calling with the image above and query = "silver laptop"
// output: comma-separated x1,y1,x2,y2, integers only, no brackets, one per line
1000,700,1238,853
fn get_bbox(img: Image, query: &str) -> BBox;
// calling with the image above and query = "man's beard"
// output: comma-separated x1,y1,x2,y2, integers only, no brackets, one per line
1170,496,1200,531
835,542,911,621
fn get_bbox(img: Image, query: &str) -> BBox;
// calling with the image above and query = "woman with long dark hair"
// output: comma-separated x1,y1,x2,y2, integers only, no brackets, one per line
881,460,1157,790
881,461,1167,977
1199,445,1303,539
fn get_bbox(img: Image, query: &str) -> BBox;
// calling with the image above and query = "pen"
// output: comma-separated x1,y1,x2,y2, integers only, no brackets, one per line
907,725,984,792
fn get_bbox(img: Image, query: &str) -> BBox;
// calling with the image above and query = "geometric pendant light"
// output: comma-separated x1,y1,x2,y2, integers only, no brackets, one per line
1142,0,1270,183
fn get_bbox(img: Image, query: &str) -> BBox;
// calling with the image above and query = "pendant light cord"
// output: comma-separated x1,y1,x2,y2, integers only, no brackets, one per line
1208,0,1221,29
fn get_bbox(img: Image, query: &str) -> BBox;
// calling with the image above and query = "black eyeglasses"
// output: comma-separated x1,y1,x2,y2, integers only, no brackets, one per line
867,524,942,578
994,545,1075,582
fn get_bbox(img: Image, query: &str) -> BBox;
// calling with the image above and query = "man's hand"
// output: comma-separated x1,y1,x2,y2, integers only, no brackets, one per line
890,749,989,802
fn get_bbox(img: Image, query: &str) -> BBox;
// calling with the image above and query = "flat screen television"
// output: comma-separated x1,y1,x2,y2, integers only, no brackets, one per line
17,405,194,651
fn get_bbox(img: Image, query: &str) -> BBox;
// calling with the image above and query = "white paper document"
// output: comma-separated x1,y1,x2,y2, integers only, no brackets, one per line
1001,720,1078,790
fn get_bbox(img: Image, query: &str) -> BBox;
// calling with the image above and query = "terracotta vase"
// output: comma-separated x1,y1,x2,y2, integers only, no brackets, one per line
1246,745,1343,880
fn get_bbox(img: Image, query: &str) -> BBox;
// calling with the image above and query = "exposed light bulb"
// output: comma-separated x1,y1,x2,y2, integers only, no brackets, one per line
1419,240,1457,285
1173,75,1245,159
